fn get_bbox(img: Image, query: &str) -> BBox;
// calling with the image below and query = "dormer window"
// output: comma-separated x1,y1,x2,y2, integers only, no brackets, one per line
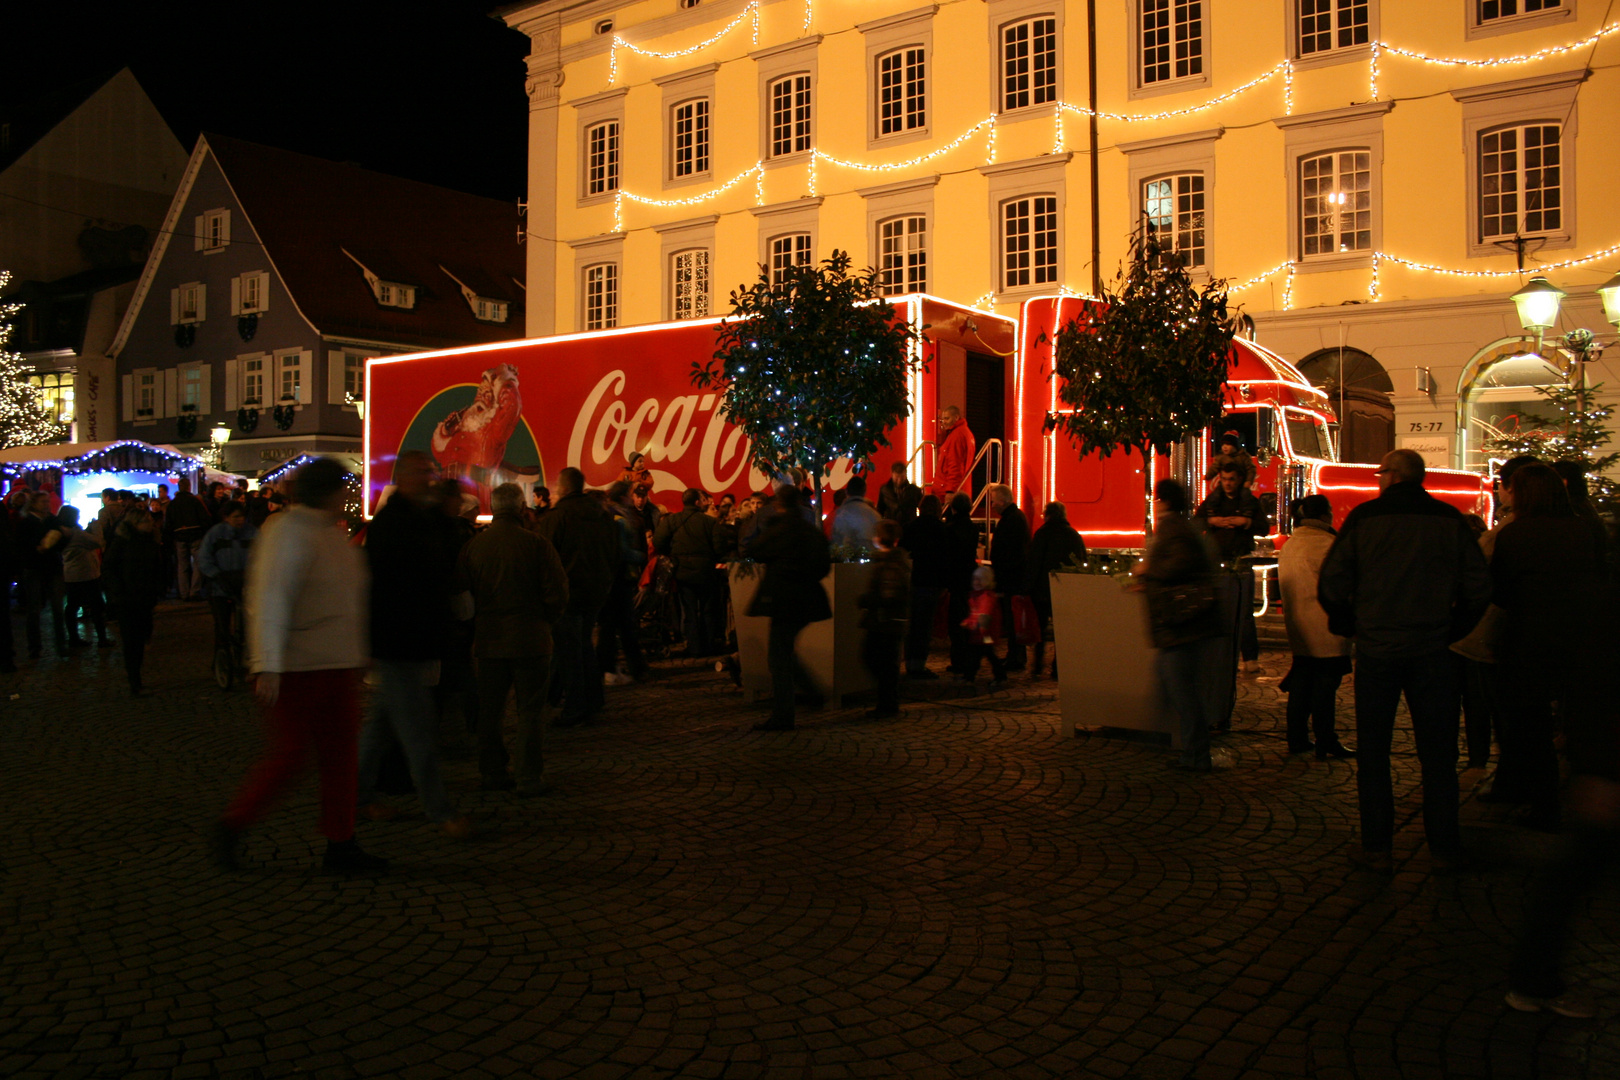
195,209,230,252
474,297,509,323
376,281,416,309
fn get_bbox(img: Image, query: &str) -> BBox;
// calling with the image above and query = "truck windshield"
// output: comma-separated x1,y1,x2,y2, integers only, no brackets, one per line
1285,412,1332,461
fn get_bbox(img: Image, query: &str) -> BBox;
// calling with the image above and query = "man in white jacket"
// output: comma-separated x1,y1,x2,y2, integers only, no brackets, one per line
212,458,385,875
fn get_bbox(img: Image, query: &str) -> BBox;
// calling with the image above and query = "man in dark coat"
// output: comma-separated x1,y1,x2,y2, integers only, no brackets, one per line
901,494,948,678
460,482,570,794
536,467,618,727
653,488,728,657
1318,449,1491,873
1195,461,1264,673
744,486,831,731
165,477,213,601
987,484,1030,672
15,492,66,659
1026,502,1086,679
357,452,475,829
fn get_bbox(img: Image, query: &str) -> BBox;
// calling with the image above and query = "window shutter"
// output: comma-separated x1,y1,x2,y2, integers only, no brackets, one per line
256,272,270,313
297,351,314,405
194,215,205,251
199,365,213,414
225,360,239,410
170,288,180,325
230,276,241,316
196,283,207,321
220,212,230,247
121,374,134,421
163,368,178,418
327,350,347,405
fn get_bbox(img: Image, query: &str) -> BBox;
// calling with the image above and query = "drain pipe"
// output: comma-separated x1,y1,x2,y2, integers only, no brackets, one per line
1087,0,1102,296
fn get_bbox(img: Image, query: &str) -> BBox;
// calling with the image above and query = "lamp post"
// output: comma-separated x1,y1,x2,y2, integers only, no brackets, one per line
1508,275,1619,437
209,423,231,472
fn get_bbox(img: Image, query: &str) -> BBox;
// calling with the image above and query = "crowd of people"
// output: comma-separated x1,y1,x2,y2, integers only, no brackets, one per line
5,415,1616,1016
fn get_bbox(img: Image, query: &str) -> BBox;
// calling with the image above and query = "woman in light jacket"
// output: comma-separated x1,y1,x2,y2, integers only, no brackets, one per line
1279,495,1354,759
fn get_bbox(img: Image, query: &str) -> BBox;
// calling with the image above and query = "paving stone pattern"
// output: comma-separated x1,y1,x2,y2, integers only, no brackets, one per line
1,602,1616,1079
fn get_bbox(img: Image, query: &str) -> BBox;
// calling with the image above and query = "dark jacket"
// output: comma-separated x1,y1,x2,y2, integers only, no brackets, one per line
989,504,1030,596
458,513,570,657
1140,511,1221,649
859,547,911,633
1317,481,1492,659
1194,486,1261,561
164,490,212,540
876,478,906,520
14,510,62,578
1026,518,1086,606
942,507,979,595
1491,516,1602,672
367,493,459,662
745,511,832,623
901,513,949,590
535,491,618,614
103,522,164,610
653,507,726,583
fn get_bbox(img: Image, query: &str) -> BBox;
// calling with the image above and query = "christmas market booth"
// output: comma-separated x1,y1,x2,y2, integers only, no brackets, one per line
0,440,232,520
259,452,365,519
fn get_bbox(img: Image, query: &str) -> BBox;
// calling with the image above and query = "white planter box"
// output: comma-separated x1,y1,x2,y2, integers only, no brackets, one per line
1049,572,1178,747
730,561,876,707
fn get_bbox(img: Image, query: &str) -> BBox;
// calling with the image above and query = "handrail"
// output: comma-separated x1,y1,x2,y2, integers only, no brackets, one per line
906,440,937,486
955,437,1003,495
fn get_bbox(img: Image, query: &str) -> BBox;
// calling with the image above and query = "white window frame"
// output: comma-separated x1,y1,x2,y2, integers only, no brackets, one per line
240,354,268,409
1121,127,1219,277
1454,70,1582,257
861,7,935,148
569,233,625,331
571,87,628,205
998,195,1059,291
657,65,718,189
861,175,937,297
670,98,712,180
877,215,928,296
1142,173,1208,269
1275,102,1389,272
768,73,814,159
988,0,1061,118
376,281,416,309
1290,0,1376,67
171,282,206,325
195,208,230,252
753,37,820,166
656,214,719,322
981,154,1069,299
1468,0,1571,40
1134,0,1209,98
326,349,370,407
135,369,157,420
178,362,208,413
273,349,312,406
585,120,620,196
582,263,619,330
751,198,821,278
474,297,510,323
1297,148,1374,260
232,271,270,316
768,233,813,284
670,249,711,321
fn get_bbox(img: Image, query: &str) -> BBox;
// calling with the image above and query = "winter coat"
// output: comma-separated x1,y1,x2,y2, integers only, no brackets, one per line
1194,486,1262,561
164,490,212,541
458,513,570,658
1278,518,1348,658
858,547,911,634
744,511,832,623
829,497,881,549
963,588,1002,644
1139,511,1221,649
935,419,977,499
365,494,456,662
60,523,103,584
1204,450,1256,488
1491,516,1602,673
103,522,165,612
941,507,979,598
245,507,369,673
198,520,258,582
989,504,1030,597
901,512,950,590
1317,480,1491,659
653,507,726,584
1026,519,1086,607
535,491,618,614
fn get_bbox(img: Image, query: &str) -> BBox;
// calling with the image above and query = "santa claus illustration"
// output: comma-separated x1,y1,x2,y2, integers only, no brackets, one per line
431,363,523,510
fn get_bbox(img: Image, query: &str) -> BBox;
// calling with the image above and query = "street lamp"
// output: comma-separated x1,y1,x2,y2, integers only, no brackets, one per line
1510,276,1567,351
210,423,231,444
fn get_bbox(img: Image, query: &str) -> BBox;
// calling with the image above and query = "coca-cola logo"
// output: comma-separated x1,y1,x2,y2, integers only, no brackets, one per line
566,369,856,494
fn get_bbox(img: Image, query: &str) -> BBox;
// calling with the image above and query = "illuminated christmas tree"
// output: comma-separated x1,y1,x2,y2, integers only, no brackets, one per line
0,272,71,449
1483,380,1617,501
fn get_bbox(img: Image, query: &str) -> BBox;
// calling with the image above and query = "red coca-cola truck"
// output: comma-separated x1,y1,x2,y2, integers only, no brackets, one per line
363,293,1490,541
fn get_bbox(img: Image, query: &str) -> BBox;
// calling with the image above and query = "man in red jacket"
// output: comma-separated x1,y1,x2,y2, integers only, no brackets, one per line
933,406,976,502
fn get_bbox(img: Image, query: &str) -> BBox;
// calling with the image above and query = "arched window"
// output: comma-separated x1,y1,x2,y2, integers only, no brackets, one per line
1458,341,1568,472
1298,347,1392,465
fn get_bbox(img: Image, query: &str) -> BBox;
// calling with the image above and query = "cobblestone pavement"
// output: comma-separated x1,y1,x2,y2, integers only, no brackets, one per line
2,601,1616,1080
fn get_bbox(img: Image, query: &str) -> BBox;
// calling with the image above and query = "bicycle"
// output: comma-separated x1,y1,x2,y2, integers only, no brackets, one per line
211,587,246,691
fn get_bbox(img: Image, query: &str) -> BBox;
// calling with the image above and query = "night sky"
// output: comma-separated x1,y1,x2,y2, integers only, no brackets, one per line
5,0,531,202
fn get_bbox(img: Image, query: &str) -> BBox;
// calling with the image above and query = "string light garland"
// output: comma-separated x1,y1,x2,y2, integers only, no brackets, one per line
1373,243,1620,279
1228,261,1295,292
1055,62,1292,126
614,163,764,230
1369,252,1381,302
813,117,997,172
607,1,761,86
1369,42,1381,101
1282,264,1296,311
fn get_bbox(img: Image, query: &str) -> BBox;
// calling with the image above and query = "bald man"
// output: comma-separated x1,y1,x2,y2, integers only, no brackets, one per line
933,406,977,501
1318,449,1491,875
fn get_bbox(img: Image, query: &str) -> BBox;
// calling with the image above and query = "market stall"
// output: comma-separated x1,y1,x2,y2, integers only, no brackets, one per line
0,440,220,520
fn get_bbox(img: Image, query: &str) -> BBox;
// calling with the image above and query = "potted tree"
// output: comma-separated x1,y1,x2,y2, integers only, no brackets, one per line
693,249,924,705
1047,227,1233,744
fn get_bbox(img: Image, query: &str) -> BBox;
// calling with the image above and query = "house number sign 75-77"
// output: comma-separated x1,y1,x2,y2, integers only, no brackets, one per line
1408,422,1444,432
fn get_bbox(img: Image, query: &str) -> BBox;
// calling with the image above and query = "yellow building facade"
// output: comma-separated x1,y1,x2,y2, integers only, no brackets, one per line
500,0,1619,470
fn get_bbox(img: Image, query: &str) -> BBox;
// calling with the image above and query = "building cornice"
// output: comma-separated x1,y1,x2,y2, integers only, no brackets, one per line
1449,67,1588,104
652,214,721,233
1272,100,1394,131
654,62,722,88
978,152,1073,178
856,5,938,35
566,231,627,250
749,34,823,63
749,197,824,218
1116,127,1224,155
856,175,941,199
565,86,628,109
